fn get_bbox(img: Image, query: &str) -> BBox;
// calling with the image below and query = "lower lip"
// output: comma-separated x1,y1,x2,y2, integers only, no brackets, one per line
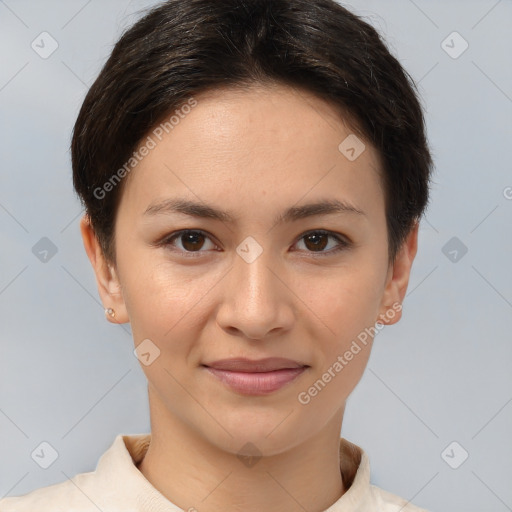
204,367,308,396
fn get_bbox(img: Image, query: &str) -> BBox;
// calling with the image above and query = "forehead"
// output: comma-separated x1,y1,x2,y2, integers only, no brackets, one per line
118,83,385,223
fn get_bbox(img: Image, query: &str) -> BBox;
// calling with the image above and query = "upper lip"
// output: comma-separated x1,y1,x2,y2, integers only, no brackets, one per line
203,357,308,373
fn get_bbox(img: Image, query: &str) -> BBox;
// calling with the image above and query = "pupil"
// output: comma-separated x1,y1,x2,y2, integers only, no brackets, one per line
306,233,327,251
183,232,203,251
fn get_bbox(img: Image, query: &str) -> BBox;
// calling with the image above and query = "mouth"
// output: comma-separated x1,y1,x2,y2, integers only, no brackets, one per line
202,357,310,396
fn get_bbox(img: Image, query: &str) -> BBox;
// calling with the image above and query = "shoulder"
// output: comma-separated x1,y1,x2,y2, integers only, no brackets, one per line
0,471,138,512
0,471,102,512
369,484,430,511
336,438,429,512
0,434,147,512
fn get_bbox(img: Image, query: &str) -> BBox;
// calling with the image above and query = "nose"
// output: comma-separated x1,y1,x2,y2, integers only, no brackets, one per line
215,242,295,340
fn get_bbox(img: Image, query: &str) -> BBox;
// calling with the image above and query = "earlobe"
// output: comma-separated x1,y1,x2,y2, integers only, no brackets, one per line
377,221,419,326
79,215,129,324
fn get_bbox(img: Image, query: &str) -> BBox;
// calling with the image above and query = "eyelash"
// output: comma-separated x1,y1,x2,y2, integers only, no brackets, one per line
157,229,351,258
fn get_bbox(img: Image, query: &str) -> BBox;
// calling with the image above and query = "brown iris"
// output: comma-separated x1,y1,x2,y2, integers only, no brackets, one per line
303,232,329,252
180,231,206,251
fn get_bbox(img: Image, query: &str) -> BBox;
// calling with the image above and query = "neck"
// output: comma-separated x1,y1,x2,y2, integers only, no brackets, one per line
137,392,346,512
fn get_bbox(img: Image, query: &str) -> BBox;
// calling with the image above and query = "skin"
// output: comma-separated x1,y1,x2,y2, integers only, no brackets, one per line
80,83,418,512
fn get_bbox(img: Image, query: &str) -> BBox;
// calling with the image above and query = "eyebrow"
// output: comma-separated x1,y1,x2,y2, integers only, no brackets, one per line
143,197,366,225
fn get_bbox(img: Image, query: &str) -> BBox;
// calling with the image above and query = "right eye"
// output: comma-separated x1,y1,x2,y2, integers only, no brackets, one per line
159,229,220,255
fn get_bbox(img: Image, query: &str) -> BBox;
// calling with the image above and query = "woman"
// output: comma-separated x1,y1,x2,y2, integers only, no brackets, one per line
0,0,432,510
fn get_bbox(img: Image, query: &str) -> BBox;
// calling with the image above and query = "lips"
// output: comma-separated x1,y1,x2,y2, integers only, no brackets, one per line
204,357,307,372
202,357,309,395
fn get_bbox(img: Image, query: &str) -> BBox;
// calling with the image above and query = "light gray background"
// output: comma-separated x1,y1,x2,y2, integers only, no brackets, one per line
1,1,511,510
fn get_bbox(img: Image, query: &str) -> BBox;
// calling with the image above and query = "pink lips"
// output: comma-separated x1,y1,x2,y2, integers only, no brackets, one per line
203,357,309,396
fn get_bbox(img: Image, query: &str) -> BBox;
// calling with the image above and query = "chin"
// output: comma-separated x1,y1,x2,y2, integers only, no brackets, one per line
195,404,316,457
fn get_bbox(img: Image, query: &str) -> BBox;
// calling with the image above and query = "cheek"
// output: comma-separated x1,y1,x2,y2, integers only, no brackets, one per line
294,271,378,410
292,263,384,340
297,344,372,419
121,256,215,331
122,263,208,402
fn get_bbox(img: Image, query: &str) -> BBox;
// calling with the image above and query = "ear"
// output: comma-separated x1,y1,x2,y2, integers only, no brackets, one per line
79,214,129,324
377,220,419,326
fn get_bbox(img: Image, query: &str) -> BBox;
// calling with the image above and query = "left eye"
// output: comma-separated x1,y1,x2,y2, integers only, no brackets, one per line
159,229,349,255
293,230,349,254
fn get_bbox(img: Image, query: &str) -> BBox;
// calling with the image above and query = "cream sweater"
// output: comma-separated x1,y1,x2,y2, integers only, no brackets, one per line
0,434,428,511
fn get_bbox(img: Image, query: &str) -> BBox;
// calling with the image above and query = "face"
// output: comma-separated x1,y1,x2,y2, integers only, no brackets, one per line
82,83,417,456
